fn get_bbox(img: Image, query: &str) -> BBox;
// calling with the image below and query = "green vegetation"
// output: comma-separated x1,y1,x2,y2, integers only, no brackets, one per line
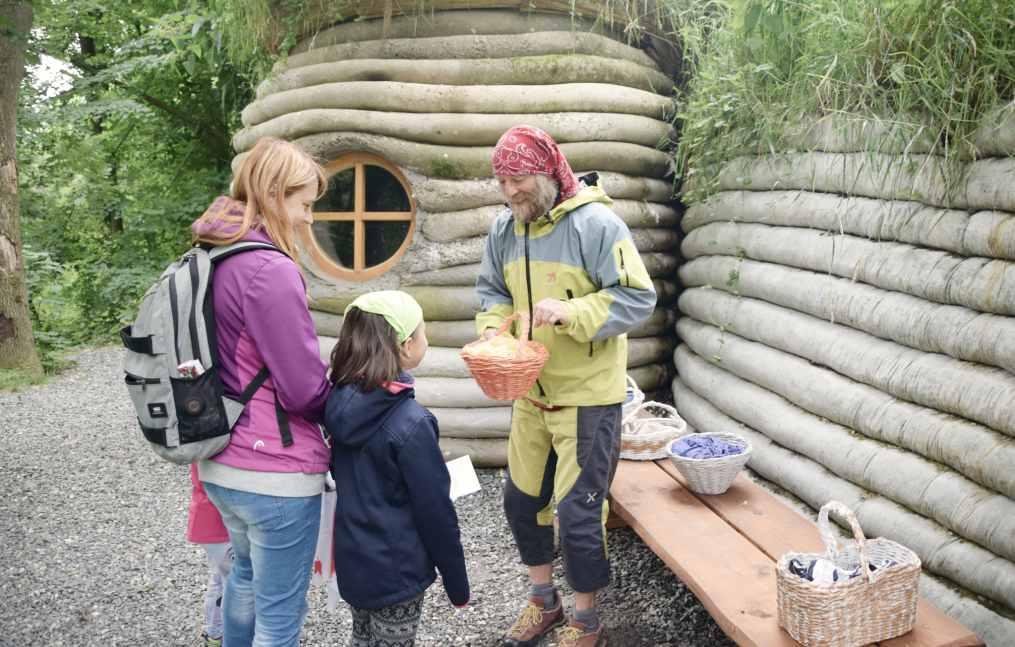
0,368,48,392
657,0,1015,200
207,0,348,78
18,1,261,372
428,157,466,179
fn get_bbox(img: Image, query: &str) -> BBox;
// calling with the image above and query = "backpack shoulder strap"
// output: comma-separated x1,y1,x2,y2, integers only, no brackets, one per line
206,241,285,264
236,366,294,448
238,366,271,404
222,248,295,448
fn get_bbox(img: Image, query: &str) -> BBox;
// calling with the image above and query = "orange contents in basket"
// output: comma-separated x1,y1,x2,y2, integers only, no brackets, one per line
461,312,549,401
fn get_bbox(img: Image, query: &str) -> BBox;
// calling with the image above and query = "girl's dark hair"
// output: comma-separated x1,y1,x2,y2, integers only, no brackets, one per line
329,307,402,390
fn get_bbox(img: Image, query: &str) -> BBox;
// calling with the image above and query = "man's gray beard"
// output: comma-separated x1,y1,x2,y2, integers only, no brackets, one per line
511,175,559,223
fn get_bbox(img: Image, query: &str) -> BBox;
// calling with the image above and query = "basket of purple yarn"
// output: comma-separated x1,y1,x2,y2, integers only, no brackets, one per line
668,432,752,495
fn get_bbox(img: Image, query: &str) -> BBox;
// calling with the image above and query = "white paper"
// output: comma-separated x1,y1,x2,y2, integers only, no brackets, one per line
446,455,482,501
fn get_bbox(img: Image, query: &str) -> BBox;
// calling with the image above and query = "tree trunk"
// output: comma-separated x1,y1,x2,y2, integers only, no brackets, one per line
0,1,42,376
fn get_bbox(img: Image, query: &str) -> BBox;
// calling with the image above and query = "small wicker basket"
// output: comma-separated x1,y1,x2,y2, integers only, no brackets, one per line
620,401,689,460
667,432,751,495
460,312,549,401
776,501,921,647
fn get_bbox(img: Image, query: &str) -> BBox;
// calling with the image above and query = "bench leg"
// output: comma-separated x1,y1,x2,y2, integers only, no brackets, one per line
606,501,627,530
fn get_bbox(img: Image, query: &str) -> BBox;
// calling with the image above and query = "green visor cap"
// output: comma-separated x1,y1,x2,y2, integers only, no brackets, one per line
344,290,423,343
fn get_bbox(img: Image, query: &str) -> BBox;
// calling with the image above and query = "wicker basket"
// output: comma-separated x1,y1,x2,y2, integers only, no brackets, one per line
620,401,689,460
667,432,751,495
460,312,549,401
777,501,921,647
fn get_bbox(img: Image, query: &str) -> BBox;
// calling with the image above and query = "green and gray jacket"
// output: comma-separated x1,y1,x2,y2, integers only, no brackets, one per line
475,181,657,407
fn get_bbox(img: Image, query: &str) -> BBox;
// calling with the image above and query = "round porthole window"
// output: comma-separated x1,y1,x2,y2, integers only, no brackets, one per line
301,152,415,282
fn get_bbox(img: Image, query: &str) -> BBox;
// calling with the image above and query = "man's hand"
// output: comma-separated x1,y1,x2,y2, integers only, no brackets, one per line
532,298,569,328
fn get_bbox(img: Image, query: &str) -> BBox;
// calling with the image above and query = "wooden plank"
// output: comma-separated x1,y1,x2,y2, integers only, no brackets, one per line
878,605,984,647
656,461,825,559
606,506,627,530
655,461,984,647
610,460,800,647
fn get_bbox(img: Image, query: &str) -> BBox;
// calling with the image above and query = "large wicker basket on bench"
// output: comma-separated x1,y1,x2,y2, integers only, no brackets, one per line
776,501,921,647
461,312,549,401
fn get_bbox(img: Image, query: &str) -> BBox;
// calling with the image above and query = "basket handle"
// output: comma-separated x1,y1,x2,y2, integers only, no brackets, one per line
492,312,529,356
818,501,873,583
626,373,639,391
625,374,644,401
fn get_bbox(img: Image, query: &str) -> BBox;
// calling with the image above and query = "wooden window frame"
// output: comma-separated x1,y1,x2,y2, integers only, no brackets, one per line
299,152,416,282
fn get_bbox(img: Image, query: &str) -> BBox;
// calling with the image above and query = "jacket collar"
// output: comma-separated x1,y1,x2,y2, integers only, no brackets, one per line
512,183,613,236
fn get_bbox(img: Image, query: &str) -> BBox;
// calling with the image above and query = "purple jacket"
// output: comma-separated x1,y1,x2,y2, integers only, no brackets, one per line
193,198,331,474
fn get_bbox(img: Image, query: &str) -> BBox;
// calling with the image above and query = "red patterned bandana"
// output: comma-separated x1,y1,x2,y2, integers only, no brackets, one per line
491,126,580,204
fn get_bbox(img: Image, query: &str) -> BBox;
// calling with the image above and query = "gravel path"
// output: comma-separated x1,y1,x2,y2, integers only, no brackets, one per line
0,347,735,647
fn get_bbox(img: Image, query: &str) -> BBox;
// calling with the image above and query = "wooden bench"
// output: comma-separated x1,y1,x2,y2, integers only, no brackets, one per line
608,459,984,647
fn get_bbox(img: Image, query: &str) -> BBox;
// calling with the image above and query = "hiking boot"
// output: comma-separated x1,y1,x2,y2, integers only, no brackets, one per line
555,618,607,647
201,633,222,647
502,596,565,646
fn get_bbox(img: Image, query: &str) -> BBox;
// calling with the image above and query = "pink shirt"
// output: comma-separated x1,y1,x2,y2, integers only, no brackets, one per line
186,465,229,544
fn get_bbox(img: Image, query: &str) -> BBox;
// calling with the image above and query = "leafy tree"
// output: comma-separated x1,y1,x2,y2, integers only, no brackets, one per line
18,0,261,368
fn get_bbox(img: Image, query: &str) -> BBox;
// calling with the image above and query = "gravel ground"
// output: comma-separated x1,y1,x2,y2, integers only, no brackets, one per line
0,346,735,647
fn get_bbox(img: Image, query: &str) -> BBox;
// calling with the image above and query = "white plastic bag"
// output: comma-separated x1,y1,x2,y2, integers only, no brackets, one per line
311,483,337,589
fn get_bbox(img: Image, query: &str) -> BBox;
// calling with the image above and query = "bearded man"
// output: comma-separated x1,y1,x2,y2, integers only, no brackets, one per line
475,126,657,647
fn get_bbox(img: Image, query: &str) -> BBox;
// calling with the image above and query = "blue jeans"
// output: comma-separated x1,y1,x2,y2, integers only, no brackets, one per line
203,483,321,647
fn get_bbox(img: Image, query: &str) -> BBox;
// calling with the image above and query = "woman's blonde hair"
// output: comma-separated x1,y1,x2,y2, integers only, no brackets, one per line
194,137,326,258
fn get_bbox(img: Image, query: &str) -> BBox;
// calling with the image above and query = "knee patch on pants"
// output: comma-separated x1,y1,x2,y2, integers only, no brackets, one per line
504,468,556,566
557,486,610,592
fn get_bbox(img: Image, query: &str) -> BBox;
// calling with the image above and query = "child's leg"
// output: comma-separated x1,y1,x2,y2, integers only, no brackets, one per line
205,542,233,580
349,606,373,647
201,543,232,639
367,594,425,647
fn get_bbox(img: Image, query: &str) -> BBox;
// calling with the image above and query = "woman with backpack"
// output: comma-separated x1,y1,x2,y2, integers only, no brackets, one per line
192,137,332,647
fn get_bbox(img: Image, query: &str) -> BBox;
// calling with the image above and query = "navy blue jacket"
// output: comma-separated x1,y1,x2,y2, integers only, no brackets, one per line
325,374,469,610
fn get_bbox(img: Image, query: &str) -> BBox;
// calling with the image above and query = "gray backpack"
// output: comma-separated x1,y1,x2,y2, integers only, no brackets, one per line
121,241,291,464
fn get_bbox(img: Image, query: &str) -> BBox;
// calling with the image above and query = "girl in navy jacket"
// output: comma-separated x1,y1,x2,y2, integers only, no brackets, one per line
325,291,469,646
